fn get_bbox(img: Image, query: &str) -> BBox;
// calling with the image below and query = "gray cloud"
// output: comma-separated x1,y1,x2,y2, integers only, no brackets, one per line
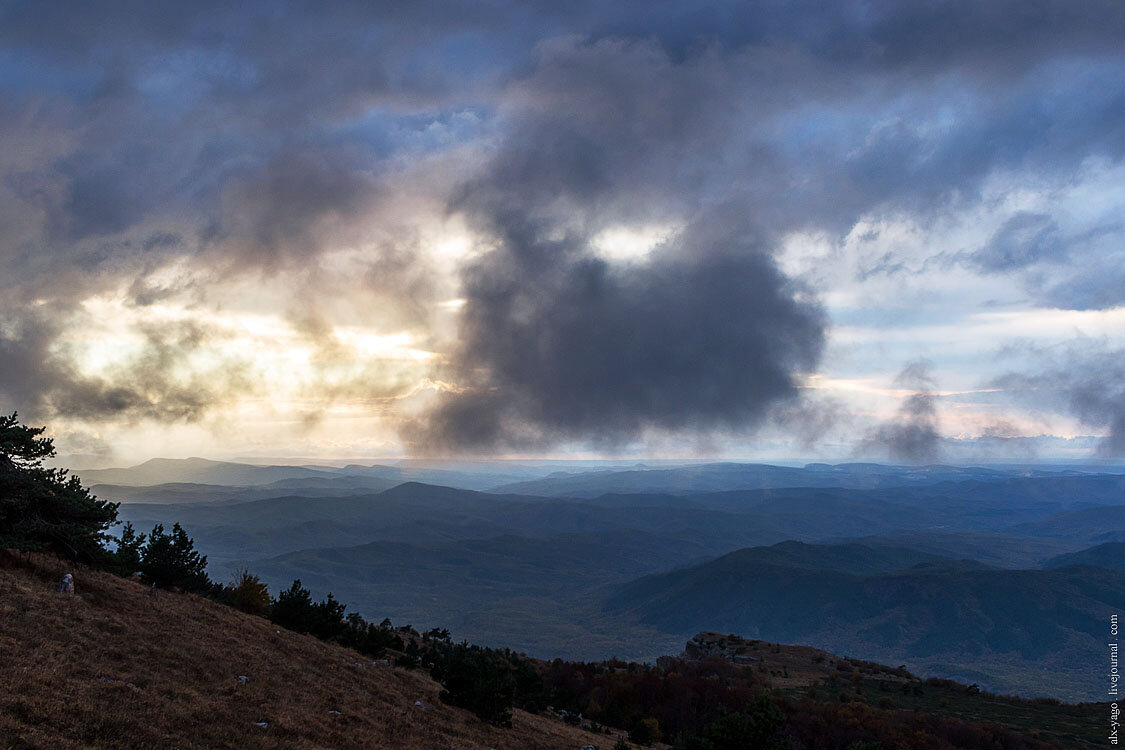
402,34,832,451
1028,243,1125,311
408,219,825,451
7,0,1121,300
969,212,1065,272
957,214,1125,311
205,149,383,274
0,311,254,424
994,343,1125,457
858,361,943,463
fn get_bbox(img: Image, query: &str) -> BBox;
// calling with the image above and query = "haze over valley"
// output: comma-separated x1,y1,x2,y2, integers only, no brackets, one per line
98,456,1125,702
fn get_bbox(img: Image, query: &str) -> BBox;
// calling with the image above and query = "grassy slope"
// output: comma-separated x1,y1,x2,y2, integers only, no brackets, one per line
0,555,605,750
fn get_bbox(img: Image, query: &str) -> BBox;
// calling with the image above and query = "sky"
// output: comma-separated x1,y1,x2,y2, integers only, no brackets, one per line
1,0,1124,465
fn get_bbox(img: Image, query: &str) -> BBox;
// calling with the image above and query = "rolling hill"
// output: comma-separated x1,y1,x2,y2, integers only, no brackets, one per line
1044,541,1125,570
606,541,1124,700
836,530,1073,569
1011,505,1125,545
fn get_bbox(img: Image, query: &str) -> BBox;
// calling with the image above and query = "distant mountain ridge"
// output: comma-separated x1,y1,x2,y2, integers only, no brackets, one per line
492,461,1088,497
79,457,341,487
92,475,404,505
79,457,558,491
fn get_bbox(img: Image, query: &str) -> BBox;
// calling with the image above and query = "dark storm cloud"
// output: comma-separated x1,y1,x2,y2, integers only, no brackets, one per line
403,33,832,450
0,1,476,425
407,220,826,451
993,343,1125,457
858,361,942,463
0,0,521,298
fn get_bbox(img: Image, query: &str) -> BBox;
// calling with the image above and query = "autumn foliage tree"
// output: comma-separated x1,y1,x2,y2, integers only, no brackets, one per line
0,412,118,562
225,568,271,616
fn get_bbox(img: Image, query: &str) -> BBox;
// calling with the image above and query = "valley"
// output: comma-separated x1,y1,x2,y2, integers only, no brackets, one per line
101,458,1125,702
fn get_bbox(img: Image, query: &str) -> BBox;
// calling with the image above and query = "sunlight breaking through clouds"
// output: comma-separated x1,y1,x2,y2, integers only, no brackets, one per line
1,1,1124,461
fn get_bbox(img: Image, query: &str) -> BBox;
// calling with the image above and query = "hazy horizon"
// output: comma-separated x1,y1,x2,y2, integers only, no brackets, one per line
53,452,1125,476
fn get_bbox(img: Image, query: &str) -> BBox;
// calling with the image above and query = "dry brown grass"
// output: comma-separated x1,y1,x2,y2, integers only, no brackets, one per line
0,554,610,749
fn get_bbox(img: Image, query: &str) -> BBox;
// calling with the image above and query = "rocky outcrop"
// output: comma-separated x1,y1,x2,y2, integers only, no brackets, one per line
682,632,762,664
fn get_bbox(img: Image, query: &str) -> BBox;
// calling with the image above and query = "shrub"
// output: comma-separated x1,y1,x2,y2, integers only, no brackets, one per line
226,569,270,616
629,717,661,745
423,627,451,642
510,654,549,713
396,640,422,669
430,643,516,726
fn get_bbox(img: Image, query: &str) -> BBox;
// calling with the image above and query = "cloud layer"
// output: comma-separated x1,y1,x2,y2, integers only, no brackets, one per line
1,1,1124,457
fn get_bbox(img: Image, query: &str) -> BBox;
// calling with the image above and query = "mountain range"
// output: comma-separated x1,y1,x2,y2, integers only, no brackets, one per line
92,457,1125,701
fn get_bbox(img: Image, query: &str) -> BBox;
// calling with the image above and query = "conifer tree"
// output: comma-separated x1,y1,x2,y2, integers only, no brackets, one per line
0,413,118,561
139,522,211,592
112,522,146,575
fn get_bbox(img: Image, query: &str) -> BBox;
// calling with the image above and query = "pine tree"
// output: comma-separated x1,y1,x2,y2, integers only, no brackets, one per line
270,579,317,633
139,522,212,592
112,522,146,576
0,413,118,561
430,643,517,726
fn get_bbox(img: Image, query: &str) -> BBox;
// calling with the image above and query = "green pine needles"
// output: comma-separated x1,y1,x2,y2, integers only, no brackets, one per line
0,412,119,562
